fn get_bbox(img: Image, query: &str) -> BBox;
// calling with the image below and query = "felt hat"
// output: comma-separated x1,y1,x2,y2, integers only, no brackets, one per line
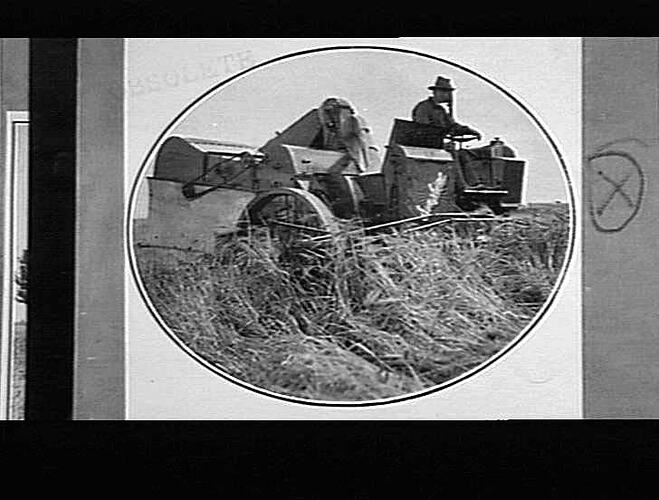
428,76,455,91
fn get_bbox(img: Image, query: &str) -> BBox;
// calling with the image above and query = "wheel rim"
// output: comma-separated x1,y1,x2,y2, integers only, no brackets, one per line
238,188,338,249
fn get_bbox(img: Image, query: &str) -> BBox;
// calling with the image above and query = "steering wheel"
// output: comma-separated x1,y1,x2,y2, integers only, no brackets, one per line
448,133,480,144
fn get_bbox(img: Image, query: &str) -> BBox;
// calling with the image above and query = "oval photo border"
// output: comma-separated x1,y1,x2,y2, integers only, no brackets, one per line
126,45,577,408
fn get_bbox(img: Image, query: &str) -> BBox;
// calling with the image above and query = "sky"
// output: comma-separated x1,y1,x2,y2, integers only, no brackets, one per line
166,48,569,202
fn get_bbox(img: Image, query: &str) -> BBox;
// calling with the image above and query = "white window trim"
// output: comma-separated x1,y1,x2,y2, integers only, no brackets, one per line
1,110,29,419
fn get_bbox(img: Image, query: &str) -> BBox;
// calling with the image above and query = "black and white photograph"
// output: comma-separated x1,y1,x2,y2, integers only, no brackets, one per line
5,37,659,420
128,44,575,405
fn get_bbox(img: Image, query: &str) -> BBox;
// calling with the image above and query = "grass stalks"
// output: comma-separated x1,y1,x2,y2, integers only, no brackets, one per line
135,204,569,401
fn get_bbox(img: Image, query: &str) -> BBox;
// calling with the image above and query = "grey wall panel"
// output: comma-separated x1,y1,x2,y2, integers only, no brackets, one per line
0,39,29,110
583,38,659,417
74,38,125,419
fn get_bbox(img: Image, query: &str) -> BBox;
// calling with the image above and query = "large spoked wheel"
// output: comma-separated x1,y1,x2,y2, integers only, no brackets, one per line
237,188,339,258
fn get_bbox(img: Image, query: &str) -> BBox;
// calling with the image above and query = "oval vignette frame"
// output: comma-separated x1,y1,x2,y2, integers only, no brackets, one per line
126,45,577,408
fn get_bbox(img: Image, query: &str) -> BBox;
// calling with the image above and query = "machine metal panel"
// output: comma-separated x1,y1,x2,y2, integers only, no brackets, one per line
354,173,387,206
499,158,525,204
388,118,446,149
154,136,259,184
135,178,254,252
153,136,206,182
282,144,355,175
396,145,453,162
184,137,258,156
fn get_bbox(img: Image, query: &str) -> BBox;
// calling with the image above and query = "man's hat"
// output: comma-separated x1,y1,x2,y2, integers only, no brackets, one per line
428,76,455,91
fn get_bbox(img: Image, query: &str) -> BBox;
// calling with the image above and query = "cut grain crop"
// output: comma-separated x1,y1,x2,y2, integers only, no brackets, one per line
134,204,570,402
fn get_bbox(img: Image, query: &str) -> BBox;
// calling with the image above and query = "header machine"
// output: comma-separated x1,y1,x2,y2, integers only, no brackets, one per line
138,98,526,252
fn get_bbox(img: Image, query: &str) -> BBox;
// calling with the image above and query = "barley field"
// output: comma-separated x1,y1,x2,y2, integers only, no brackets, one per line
134,203,570,402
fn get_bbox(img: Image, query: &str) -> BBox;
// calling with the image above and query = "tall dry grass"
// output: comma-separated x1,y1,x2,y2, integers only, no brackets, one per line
135,204,569,401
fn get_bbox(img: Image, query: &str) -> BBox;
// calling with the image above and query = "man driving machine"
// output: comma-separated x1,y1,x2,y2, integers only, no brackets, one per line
412,76,481,141
412,76,501,214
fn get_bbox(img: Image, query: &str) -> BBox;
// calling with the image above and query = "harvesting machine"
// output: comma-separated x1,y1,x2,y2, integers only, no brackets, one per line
135,98,526,253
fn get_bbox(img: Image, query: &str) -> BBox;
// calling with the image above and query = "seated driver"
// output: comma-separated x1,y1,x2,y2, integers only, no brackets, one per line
412,76,481,141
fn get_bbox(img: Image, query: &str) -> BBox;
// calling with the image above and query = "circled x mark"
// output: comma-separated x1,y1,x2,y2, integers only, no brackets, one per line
586,150,645,233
